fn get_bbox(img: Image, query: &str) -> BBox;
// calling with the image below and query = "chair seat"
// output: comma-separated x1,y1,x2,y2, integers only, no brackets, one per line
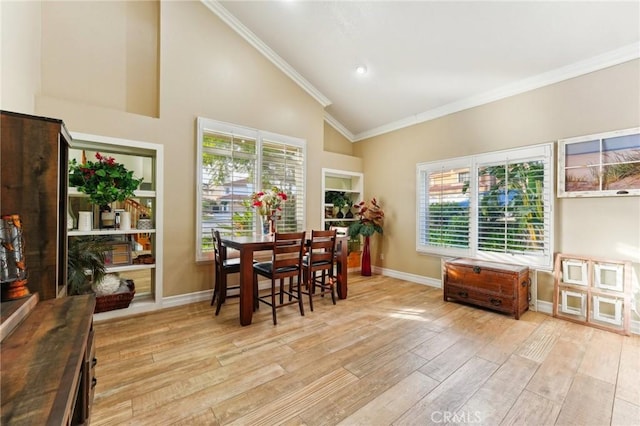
222,257,241,270
302,257,332,267
254,261,299,275
253,231,306,325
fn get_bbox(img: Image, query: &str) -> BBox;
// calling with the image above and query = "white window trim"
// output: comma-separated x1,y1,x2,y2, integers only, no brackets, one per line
416,156,474,259
416,143,554,269
196,117,306,261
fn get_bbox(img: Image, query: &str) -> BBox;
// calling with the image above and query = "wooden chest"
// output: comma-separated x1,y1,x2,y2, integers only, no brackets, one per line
444,258,530,319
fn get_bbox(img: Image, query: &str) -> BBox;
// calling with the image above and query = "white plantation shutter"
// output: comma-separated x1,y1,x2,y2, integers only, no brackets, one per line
196,118,306,261
200,130,257,235
417,143,554,269
417,158,472,258
475,144,553,268
261,134,305,233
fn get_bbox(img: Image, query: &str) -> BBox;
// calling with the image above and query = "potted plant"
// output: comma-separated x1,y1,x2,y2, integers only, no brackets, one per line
69,152,143,228
348,198,384,276
325,191,350,218
67,236,109,295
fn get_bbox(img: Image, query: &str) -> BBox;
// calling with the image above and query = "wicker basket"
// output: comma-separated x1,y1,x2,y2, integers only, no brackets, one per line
94,280,135,313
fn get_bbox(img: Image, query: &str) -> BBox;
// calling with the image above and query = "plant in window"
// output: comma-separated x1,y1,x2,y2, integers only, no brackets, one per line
250,186,289,235
250,186,288,216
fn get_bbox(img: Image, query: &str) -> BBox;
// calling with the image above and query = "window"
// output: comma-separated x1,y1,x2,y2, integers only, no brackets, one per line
417,143,554,269
457,171,470,183
558,127,640,197
196,117,306,261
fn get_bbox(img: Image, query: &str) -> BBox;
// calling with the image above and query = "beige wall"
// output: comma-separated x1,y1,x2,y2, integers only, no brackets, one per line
323,122,354,156
2,1,637,307
1,1,361,298
0,1,41,113
353,60,640,303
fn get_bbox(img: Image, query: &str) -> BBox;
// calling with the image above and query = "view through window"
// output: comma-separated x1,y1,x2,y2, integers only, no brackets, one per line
417,144,554,269
196,118,305,261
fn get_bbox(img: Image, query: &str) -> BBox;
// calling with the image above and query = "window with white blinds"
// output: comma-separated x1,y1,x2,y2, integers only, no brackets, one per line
417,158,472,257
196,118,306,261
416,143,554,269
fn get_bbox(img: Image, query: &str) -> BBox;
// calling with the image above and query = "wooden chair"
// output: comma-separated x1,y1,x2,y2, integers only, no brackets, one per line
302,229,337,311
211,229,241,316
253,231,306,325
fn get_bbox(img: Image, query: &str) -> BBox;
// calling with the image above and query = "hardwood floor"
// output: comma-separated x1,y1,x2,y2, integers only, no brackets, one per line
92,274,640,425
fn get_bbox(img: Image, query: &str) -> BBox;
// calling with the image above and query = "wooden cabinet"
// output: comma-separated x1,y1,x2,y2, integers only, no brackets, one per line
1,294,96,424
443,258,530,319
1,111,71,300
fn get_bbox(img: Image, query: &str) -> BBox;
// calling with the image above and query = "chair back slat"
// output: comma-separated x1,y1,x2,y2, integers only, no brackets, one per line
213,229,225,263
272,231,306,271
308,229,337,266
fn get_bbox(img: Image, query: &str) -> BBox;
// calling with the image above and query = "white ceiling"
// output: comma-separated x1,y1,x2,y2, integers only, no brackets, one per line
206,1,640,142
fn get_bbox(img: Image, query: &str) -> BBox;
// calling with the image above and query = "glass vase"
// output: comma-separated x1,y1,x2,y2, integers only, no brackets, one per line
260,215,271,236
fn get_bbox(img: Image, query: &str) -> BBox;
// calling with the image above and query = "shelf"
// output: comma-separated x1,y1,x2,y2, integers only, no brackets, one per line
68,187,156,198
324,188,360,193
105,264,155,273
68,131,163,317
68,229,156,237
322,168,363,235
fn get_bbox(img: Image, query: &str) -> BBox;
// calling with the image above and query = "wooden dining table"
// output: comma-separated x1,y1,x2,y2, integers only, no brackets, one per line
220,234,349,326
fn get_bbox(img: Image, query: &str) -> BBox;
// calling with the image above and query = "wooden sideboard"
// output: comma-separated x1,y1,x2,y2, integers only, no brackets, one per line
1,294,96,425
444,258,530,320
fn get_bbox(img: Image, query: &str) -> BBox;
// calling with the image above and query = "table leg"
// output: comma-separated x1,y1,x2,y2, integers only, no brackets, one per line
336,237,348,299
239,247,255,326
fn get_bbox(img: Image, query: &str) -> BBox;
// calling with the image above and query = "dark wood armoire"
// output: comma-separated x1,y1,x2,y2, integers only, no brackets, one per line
1,110,70,300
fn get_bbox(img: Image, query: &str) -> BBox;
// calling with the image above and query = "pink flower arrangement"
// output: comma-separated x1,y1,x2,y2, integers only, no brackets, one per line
250,186,288,216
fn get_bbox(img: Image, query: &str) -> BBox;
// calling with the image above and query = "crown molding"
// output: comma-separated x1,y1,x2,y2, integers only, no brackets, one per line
353,42,640,142
324,113,355,142
201,0,332,108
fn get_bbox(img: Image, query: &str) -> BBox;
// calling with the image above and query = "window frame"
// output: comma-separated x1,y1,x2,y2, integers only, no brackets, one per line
416,143,554,269
196,117,306,261
557,127,640,198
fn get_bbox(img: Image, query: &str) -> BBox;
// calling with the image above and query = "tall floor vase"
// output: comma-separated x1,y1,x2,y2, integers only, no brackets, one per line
361,235,371,276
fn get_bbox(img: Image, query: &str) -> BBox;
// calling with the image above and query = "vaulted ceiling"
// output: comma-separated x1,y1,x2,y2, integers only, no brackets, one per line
204,1,640,141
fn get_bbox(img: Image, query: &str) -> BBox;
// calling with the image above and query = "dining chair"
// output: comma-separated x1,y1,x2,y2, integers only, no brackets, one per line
211,229,241,315
253,231,306,325
302,229,337,311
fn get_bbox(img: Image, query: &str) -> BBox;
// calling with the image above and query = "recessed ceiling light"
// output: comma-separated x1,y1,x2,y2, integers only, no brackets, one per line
356,65,368,75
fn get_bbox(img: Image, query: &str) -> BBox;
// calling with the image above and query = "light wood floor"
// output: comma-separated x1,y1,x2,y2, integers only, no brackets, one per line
92,274,640,426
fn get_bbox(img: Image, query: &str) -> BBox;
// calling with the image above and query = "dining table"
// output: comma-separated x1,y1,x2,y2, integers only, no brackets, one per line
220,234,349,326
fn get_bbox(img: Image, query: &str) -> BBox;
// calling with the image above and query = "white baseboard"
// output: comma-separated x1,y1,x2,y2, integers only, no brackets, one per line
162,289,212,308
536,300,553,314
372,266,441,288
104,267,640,335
